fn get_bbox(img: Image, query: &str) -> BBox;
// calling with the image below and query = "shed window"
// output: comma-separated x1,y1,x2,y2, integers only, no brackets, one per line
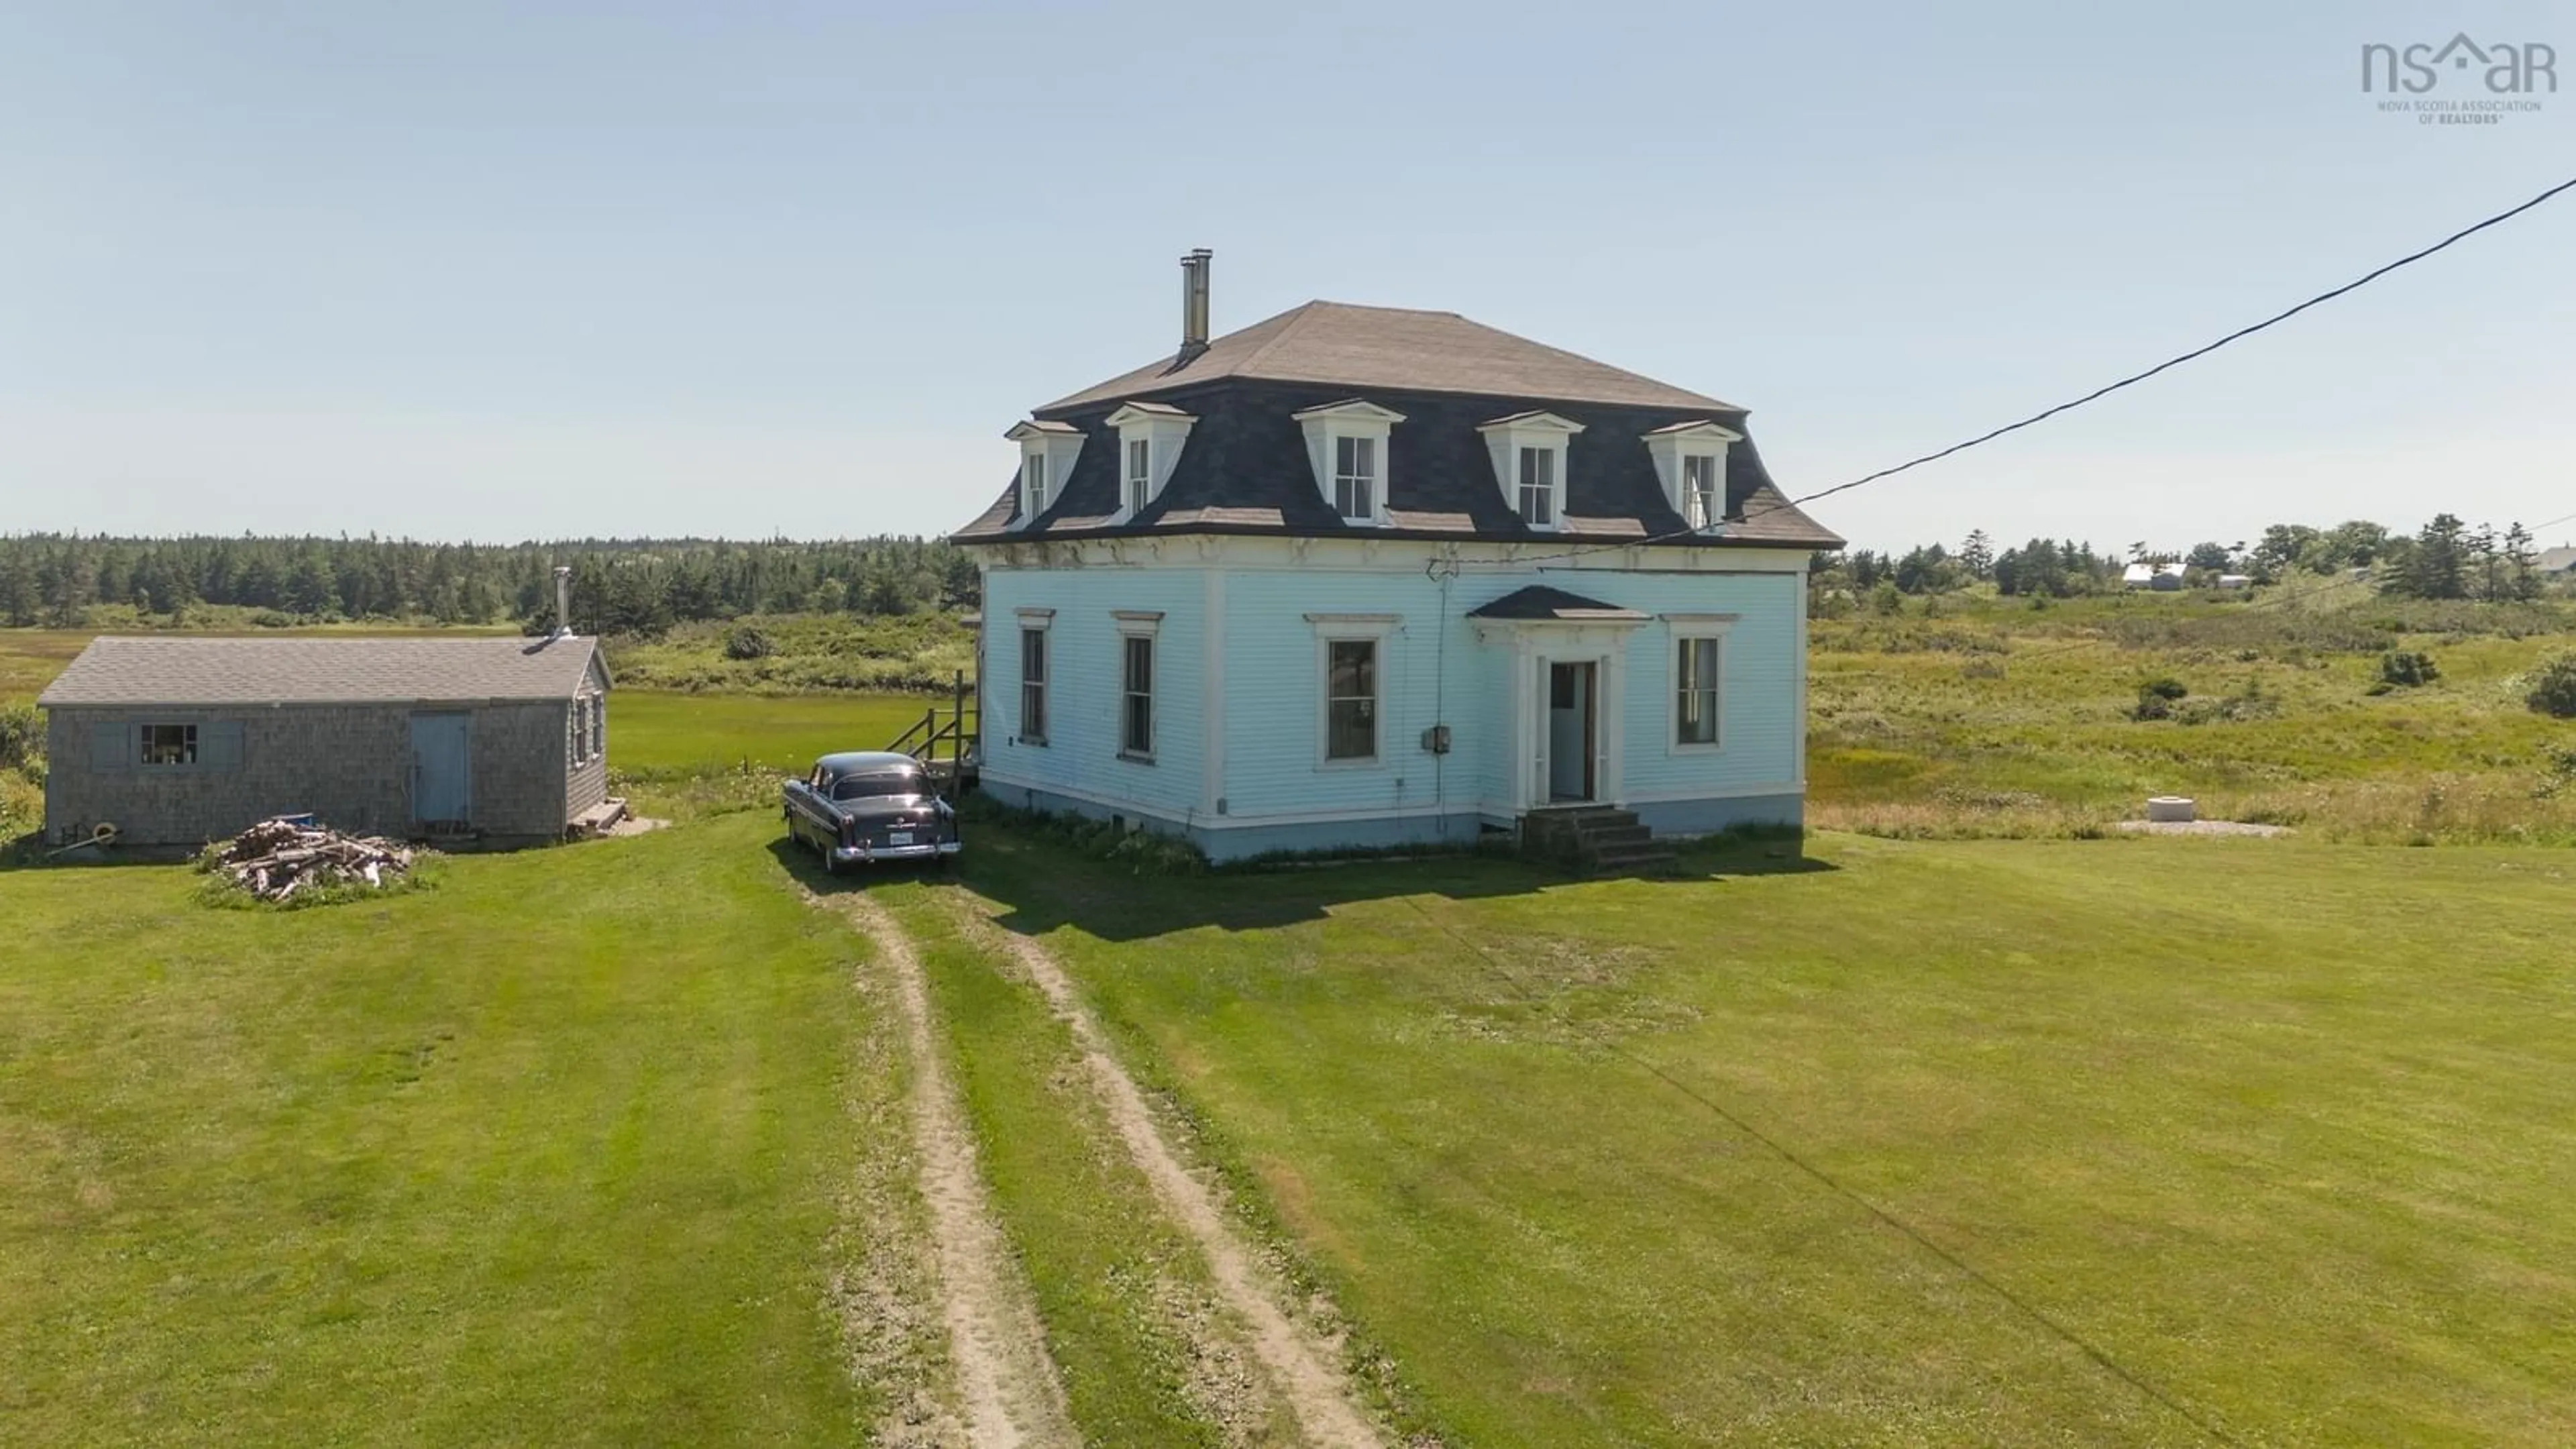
1325,640,1377,761
1676,637,1722,746
140,724,197,767
1120,635,1154,760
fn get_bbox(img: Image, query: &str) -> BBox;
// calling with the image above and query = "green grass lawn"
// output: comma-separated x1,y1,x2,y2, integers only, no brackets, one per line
0,814,876,1446
941,830,2576,1446
608,691,936,777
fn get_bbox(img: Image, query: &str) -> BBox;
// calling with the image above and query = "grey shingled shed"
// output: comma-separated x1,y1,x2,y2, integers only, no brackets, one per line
37,635,610,851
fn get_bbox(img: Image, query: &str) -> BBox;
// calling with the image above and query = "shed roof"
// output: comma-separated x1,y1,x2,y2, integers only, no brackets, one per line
37,635,604,708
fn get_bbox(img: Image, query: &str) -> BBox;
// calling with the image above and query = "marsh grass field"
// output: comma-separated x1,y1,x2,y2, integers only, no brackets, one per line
1809,586,2576,842
4,597,2576,1445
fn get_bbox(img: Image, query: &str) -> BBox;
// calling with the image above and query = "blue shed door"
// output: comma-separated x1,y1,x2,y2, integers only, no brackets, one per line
409,712,472,828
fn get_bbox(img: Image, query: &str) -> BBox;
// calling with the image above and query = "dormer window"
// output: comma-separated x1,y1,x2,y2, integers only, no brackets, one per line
1334,437,1376,519
1292,399,1405,526
1125,439,1151,515
1103,401,1196,523
1681,454,1719,529
1004,419,1085,528
1642,419,1743,533
1477,411,1585,532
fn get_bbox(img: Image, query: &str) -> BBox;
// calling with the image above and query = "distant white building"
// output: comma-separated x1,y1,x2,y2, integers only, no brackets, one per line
2538,546,2576,576
2122,562,2187,591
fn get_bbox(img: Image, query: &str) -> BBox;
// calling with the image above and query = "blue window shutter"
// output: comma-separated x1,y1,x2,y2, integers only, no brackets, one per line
89,722,129,773
203,720,245,770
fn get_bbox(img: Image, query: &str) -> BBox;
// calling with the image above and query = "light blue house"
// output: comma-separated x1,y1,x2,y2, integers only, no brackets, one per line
953,252,1840,863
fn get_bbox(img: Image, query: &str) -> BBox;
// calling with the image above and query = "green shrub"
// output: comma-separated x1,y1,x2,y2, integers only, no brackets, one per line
2528,655,2576,719
250,610,296,628
959,794,1210,875
722,625,774,661
2131,676,2188,720
0,703,39,773
2379,650,2439,688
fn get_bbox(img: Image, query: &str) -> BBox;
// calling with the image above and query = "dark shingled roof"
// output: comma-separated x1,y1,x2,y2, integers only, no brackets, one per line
1042,301,1739,414
954,380,1841,551
38,636,604,708
1466,586,1649,622
957,300,1840,553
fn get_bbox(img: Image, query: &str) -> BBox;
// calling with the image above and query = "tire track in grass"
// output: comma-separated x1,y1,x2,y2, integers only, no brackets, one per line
815,888,1079,1448
941,892,1391,1449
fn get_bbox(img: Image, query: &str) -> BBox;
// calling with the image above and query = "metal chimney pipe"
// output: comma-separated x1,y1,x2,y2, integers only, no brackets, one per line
1179,248,1212,362
553,566,573,637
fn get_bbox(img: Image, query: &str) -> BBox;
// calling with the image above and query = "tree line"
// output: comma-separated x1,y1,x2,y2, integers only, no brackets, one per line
1819,515,2561,603
0,535,983,632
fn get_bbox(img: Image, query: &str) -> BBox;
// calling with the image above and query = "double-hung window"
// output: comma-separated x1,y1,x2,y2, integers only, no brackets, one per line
1125,439,1152,516
1325,639,1377,761
140,723,197,766
1682,453,1720,530
1517,447,1556,527
1120,635,1155,759
1675,636,1722,747
1018,627,1049,744
1333,436,1376,521
1025,452,1049,515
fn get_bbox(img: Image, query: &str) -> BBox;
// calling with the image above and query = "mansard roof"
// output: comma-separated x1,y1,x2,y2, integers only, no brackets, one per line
959,303,1841,551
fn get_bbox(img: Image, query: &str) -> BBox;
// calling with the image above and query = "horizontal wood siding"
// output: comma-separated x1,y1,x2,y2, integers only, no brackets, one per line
1222,566,1802,822
1217,568,1472,826
981,557,1803,835
1611,570,1803,799
979,564,1204,824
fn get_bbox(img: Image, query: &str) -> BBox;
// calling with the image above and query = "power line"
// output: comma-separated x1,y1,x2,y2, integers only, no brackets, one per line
1397,895,2242,1445
1446,172,2576,574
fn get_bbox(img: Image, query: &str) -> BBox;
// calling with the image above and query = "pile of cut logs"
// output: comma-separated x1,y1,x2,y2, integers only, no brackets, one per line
210,817,417,902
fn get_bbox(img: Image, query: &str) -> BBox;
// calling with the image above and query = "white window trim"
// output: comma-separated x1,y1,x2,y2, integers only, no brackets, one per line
1015,609,1053,746
1102,403,1197,525
1477,411,1585,532
1291,399,1406,527
1114,610,1162,762
1005,421,1085,529
1666,613,1736,755
1304,612,1398,769
1641,421,1743,532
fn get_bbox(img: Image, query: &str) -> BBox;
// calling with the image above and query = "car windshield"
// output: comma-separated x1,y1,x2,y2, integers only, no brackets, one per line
830,769,927,802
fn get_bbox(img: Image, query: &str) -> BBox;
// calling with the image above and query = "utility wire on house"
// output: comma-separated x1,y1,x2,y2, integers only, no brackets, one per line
1445,172,2576,575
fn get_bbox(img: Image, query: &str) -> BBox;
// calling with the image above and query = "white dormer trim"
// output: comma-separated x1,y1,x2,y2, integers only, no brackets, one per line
1642,419,1743,532
1102,401,1197,524
1477,411,1585,531
1291,399,1406,527
1005,419,1085,529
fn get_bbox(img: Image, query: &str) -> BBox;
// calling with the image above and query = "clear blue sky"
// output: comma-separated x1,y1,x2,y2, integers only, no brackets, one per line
5,1,2570,551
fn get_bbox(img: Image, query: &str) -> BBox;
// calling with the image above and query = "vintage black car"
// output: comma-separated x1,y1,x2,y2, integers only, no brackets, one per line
783,751,961,871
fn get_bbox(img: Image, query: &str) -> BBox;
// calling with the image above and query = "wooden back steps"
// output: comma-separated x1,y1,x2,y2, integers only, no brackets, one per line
1521,805,1678,876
